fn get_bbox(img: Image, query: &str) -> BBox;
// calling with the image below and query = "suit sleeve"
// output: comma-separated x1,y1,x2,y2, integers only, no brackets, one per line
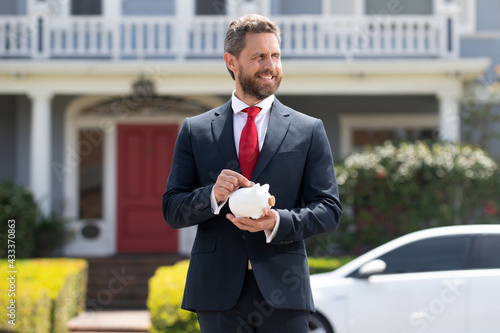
162,118,215,229
271,119,342,244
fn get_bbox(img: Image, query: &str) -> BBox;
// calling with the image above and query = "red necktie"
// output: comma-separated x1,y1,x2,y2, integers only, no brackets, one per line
239,106,261,179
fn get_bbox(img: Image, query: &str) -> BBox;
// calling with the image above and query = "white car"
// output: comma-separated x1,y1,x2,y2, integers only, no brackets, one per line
308,225,500,333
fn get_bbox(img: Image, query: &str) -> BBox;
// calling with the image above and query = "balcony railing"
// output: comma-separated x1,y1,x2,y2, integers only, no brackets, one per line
0,12,459,61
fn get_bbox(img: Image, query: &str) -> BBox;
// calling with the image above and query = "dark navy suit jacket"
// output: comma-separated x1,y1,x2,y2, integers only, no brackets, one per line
162,98,342,312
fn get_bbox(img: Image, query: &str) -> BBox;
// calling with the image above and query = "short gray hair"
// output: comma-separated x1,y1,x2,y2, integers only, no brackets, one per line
224,14,281,80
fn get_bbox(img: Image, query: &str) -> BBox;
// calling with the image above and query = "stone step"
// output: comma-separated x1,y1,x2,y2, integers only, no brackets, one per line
85,254,186,310
67,310,150,333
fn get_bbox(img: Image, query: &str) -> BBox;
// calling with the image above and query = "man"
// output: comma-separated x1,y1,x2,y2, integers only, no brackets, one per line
162,14,341,332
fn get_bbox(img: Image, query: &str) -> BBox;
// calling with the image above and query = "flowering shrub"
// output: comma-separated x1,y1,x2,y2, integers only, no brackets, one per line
336,141,499,254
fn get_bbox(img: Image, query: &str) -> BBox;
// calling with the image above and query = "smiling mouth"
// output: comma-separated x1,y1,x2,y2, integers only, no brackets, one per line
258,74,274,80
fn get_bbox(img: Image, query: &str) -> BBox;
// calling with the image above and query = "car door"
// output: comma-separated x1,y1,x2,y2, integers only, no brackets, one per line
468,234,500,332
347,235,471,333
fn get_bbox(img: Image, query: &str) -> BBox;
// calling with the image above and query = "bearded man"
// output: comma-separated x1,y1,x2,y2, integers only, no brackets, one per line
162,14,342,333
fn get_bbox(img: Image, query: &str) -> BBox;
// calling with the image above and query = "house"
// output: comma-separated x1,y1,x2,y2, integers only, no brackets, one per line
0,0,498,257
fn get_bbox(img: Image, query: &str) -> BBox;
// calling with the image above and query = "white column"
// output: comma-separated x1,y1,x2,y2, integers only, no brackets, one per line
260,0,271,17
437,90,462,142
175,0,192,61
29,91,54,216
103,0,122,18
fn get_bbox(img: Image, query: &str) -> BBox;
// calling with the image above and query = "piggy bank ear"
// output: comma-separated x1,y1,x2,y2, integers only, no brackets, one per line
261,184,270,192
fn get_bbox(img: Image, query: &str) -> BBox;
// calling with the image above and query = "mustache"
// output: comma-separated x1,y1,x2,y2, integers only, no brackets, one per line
255,70,278,77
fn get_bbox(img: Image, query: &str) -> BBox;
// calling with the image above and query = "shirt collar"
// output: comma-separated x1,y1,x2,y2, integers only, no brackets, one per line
231,90,275,115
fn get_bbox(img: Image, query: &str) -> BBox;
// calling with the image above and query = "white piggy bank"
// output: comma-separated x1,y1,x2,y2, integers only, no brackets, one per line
228,183,276,219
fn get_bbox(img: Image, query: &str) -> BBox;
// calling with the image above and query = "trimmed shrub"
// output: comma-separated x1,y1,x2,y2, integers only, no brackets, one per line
0,259,87,333
148,260,199,333
148,257,352,333
336,140,500,254
308,256,354,275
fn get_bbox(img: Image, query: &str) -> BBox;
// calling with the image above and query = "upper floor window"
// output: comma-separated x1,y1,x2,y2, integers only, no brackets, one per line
365,0,433,15
196,0,225,15
122,0,175,16
0,0,26,15
71,0,101,15
271,0,321,15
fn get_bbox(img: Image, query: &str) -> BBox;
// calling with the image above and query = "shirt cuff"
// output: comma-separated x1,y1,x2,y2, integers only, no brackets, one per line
264,210,280,243
210,186,227,215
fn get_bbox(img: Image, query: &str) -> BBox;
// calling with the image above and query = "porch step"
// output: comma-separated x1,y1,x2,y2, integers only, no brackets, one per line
85,255,187,310
67,310,150,333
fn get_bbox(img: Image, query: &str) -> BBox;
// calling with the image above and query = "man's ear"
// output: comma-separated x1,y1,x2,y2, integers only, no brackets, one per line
224,52,237,73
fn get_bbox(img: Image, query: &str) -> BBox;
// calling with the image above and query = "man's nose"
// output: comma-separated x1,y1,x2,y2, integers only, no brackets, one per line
261,55,275,70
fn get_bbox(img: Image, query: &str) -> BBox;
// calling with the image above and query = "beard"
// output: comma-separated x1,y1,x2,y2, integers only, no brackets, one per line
238,69,283,101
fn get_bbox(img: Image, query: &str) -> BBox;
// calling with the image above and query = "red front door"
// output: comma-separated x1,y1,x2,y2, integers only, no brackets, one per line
117,124,178,253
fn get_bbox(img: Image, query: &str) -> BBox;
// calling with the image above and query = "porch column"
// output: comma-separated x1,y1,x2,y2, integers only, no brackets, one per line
436,90,462,142
29,91,53,216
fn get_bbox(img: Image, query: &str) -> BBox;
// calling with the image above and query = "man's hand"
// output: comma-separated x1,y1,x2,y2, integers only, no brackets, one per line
213,169,252,204
227,208,277,233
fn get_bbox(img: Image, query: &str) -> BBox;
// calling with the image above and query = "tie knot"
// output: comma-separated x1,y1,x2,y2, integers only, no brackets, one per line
243,106,261,118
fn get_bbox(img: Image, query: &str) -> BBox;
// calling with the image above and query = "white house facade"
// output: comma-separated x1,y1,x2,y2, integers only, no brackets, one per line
0,0,497,257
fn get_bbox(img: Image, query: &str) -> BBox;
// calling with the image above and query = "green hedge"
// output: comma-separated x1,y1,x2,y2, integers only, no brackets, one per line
308,256,355,274
0,259,87,333
148,257,352,333
335,141,500,254
148,261,199,333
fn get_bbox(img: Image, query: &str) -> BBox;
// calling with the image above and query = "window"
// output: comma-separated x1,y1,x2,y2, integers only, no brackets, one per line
339,113,439,157
196,0,225,15
71,0,101,15
0,0,25,15
377,236,471,274
475,235,500,269
79,129,104,219
365,0,433,15
122,0,175,16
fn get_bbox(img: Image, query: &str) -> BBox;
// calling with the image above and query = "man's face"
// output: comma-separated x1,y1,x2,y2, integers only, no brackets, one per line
232,32,283,104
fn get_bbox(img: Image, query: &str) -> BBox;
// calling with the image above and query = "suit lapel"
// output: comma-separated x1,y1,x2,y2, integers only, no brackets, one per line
252,99,290,180
211,100,239,170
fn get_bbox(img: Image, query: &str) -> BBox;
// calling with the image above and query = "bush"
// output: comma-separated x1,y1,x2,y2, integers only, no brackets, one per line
33,213,68,258
0,180,69,258
148,261,199,333
308,256,354,275
0,259,87,333
147,257,352,333
336,140,500,254
0,180,37,258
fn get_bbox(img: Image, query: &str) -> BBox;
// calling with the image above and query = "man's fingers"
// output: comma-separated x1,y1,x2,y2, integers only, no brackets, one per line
226,212,277,233
214,170,252,203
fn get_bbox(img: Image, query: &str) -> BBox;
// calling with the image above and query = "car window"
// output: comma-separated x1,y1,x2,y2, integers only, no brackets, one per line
375,235,470,274
475,235,500,269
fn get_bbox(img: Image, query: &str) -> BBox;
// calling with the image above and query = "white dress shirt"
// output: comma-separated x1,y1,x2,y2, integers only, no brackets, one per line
210,91,280,243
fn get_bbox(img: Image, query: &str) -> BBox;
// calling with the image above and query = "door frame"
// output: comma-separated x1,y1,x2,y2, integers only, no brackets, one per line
63,95,187,256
